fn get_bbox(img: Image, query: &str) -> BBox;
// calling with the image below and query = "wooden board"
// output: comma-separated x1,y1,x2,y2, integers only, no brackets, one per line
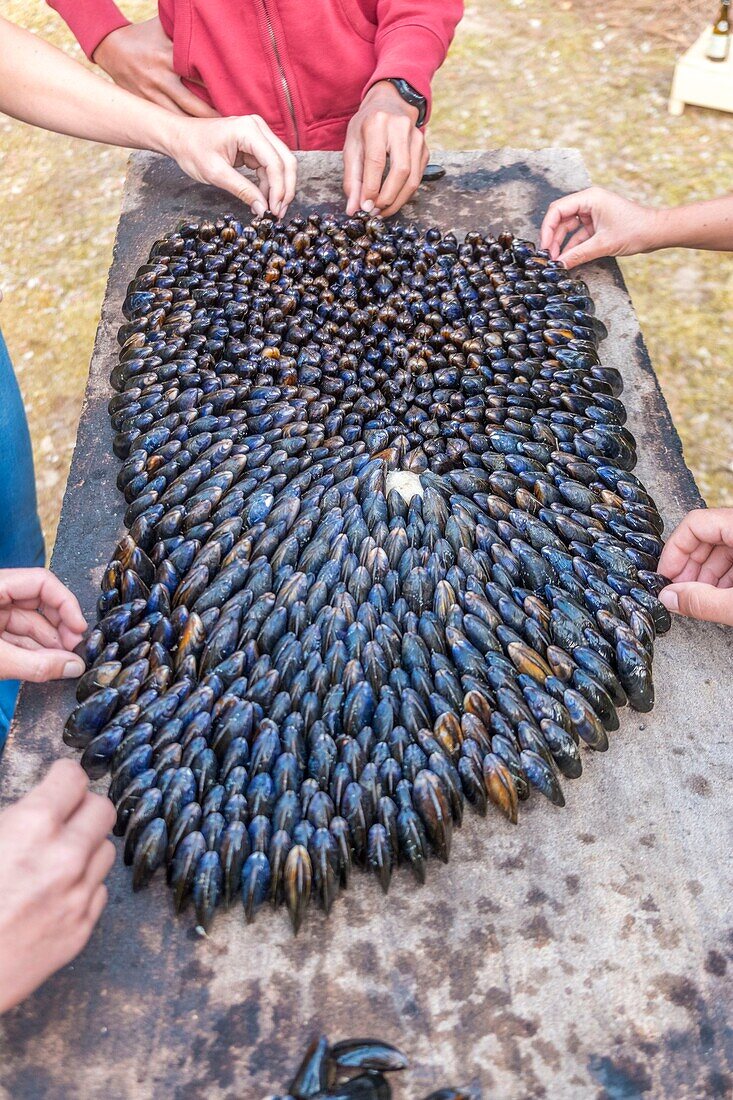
1,150,731,1100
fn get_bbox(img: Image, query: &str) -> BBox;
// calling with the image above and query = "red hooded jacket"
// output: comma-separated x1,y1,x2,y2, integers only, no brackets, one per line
48,0,463,150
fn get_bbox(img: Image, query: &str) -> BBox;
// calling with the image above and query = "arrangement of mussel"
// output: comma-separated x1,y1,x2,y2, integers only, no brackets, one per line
63,210,671,932
268,1034,478,1099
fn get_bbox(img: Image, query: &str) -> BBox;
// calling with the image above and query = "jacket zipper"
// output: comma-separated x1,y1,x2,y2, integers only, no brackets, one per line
260,0,301,149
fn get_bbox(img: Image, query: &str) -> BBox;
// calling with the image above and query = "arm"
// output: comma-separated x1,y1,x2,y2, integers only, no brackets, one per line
0,760,115,1013
540,186,733,269
651,196,733,251
0,16,297,216
343,0,463,218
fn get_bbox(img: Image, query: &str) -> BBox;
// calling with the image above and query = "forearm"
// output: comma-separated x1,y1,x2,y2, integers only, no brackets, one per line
648,195,733,252
0,17,177,155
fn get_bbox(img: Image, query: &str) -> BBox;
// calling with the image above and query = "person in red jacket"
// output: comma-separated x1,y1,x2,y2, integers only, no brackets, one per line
48,0,463,218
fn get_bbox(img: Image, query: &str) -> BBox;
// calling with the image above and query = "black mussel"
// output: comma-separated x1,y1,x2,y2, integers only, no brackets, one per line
132,817,168,890
289,1035,331,1098
64,688,120,748
482,752,519,824
313,1073,391,1100
241,851,271,922
284,844,312,934
192,849,223,930
330,1038,408,1072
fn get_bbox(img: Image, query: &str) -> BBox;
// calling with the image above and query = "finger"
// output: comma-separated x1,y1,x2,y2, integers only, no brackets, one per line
1,632,44,651
667,558,704,584
0,570,87,635
145,88,190,115
378,129,425,218
69,831,116,891
58,626,87,651
252,118,296,212
541,210,584,257
343,132,364,216
659,582,733,626
282,148,298,212
558,233,609,270
715,562,733,589
694,543,733,586
2,608,63,649
541,190,593,239
82,838,116,892
359,121,388,212
558,223,593,256
243,118,287,213
65,793,117,865
256,165,270,206
374,123,413,211
546,219,584,261
25,759,89,825
541,192,597,257
84,883,109,930
164,75,219,118
0,636,86,682
3,598,84,646
206,160,269,216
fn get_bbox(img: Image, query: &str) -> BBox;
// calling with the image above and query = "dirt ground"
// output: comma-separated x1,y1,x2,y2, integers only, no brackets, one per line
1,0,732,551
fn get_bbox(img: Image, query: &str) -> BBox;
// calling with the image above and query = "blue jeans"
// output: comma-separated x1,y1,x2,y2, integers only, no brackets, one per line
0,328,46,747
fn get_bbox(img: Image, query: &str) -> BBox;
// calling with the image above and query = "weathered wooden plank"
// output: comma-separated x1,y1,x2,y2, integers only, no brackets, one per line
1,150,730,1100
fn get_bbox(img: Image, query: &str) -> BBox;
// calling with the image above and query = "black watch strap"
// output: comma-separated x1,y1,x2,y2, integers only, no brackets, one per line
386,77,428,127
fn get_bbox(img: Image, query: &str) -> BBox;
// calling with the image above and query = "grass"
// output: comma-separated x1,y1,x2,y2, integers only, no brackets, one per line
1,0,732,551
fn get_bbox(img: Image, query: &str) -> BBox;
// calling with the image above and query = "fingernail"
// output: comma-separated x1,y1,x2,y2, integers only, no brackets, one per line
63,658,86,679
361,200,374,213
252,200,266,217
659,588,678,612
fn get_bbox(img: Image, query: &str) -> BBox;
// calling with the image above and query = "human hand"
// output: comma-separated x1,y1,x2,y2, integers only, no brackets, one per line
0,569,87,683
343,81,428,218
540,186,664,270
0,759,115,1013
93,17,218,118
162,114,298,218
657,508,733,626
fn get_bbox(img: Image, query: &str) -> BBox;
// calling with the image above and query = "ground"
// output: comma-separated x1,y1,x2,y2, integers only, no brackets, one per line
1,0,732,550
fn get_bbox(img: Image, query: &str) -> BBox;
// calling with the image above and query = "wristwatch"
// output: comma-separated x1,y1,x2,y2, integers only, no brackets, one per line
386,78,428,127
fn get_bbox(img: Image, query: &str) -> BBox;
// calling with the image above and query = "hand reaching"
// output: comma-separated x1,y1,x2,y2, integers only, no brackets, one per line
540,186,663,270
658,508,733,626
0,14,298,221
0,760,115,1013
0,569,87,683
164,114,298,218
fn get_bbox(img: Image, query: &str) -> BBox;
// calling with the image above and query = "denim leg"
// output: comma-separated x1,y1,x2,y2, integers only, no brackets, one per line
0,327,46,750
